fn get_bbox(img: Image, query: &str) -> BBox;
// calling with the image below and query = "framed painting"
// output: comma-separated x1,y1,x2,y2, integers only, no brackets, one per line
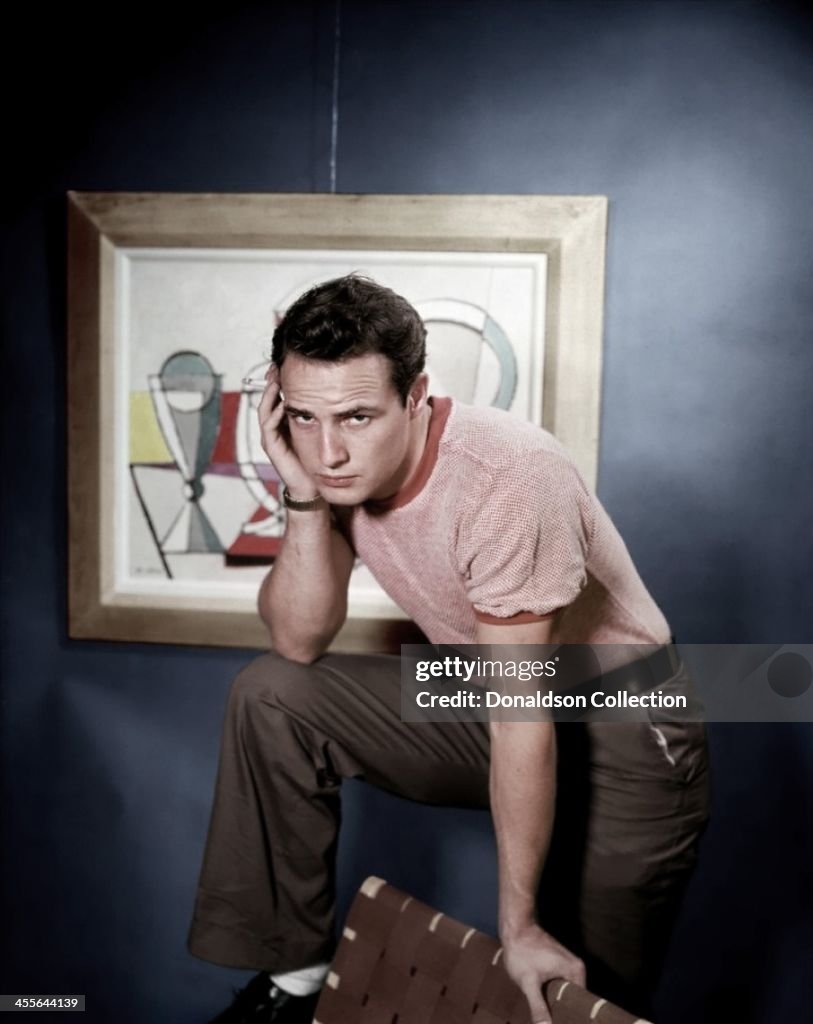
67,192,607,650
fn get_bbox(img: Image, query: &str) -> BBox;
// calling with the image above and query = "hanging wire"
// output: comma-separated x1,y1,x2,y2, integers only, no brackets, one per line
329,0,342,193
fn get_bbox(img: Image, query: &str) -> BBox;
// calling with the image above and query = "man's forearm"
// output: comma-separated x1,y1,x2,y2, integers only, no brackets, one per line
477,625,583,1020
259,508,348,662
490,721,557,939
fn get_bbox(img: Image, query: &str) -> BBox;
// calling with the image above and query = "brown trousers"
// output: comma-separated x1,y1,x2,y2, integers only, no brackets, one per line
187,651,710,1016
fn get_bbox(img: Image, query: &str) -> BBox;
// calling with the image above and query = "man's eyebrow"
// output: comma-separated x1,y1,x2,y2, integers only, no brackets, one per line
340,405,379,416
283,403,380,417
282,403,312,417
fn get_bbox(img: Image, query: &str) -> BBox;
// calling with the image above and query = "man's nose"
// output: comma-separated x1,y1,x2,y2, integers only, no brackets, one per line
319,426,349,468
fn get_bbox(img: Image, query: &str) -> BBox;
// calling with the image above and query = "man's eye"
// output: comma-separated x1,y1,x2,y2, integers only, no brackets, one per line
289,413,313,424
347,414,370,425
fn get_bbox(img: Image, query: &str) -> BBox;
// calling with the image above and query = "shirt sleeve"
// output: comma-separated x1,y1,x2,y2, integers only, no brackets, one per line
456,453,594,623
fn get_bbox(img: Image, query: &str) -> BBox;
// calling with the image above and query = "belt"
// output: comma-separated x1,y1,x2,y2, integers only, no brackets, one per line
593,641,682,698
554,641,683,714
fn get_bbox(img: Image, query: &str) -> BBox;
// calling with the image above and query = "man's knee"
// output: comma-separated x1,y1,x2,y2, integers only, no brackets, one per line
228,650,321,717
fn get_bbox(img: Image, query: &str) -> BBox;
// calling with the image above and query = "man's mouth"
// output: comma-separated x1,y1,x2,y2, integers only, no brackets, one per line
317,474,358,488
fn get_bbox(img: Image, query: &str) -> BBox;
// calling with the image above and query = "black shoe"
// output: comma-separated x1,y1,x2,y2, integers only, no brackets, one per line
209,972,321,1023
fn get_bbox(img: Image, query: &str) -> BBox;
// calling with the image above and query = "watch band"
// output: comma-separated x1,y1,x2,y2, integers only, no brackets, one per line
281,485,326,511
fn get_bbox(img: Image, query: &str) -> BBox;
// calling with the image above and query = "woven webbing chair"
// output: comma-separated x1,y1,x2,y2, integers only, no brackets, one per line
314,877,651,1024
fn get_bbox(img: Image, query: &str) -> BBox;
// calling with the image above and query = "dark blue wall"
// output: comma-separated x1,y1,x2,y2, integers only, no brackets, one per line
2,3,811,1021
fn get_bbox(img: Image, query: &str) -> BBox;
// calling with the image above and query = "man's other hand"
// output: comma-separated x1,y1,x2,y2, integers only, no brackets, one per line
502,923,586,1024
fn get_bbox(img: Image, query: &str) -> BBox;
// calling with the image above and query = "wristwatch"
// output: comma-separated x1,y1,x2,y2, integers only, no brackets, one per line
281,486,326,511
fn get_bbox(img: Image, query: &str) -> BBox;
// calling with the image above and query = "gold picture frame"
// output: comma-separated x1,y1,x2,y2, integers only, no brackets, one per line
67,192,607,650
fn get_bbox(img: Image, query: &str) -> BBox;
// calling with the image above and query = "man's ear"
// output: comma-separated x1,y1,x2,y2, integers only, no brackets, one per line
407,373,429,416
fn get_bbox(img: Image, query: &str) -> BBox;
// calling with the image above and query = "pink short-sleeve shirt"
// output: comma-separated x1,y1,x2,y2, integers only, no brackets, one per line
342,397,671,646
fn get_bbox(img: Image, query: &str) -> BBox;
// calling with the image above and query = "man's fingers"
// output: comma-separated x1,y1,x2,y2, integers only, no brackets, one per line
563,958,586,988
521,980,551,1024
257,380,284,427
266,395,286,430
257,378,277,414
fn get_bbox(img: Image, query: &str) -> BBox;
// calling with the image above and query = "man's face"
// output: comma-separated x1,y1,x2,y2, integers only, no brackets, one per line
279,352,426,505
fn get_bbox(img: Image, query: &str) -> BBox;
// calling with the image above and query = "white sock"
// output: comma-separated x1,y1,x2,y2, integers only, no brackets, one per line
270,962,330,998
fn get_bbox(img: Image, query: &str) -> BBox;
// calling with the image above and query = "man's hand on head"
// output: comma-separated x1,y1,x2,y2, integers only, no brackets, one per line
501,922,586,1024
257,365,319,500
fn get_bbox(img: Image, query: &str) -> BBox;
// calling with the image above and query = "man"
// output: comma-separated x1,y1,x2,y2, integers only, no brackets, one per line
188,274,710,1023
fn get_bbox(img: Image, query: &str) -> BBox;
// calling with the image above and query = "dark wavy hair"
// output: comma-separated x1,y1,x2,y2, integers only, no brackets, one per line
271,274,426,404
